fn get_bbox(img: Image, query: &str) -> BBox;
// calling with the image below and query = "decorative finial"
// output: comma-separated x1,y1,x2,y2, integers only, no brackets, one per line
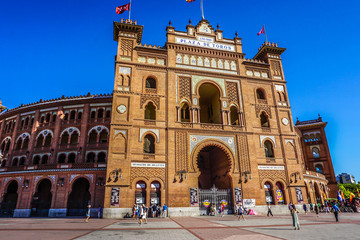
217,24,219,30
189,18,192,25
169,20,172,26
235,31,238,37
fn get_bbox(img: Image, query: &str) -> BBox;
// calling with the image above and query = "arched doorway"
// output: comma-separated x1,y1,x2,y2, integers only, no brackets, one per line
314,184,322,204
275,182,285,205
67,178,91,216
135,181,147,205
0,180,18,217
264,182,274,204
199,83,222,124
196,145,233,214
150,181,161,206
31,179,52,217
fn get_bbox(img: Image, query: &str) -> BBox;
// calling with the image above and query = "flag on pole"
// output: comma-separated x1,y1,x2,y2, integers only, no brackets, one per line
337,191,342,202
341,190,345,202
357,188,360,197
186,0,196,2
116,3,130,14
350,192,355,202
322,192,327,200
257,25,265,36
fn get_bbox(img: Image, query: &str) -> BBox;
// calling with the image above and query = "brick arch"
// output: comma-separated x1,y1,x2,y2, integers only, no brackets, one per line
190,139,235,175
143,100,158,110
131,177,149,190
70,175,92,185
195,79,225,98
35,177,55,192
148,177,165,191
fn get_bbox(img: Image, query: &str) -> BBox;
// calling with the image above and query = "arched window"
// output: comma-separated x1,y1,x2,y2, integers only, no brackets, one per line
282,92,286,102
70,132,79,145
316,133,321,141
99,130,108,143
5,140,11,152
97,152,106,162
97,109,104,119
275,182,285,204
135,181,147,204
60,132,69,145
150,181,161,205
315,164,323,174
264,182,274,204
64,113,69,121
312,148,320,158
16,138,22,150
20,119,24,128
1,160,6,167
19,157,26,166
264,140,274,158
52,114,56,122
180,102,190,122
143,134,155,154
58,154,66,163
88,130,97,144
68,153,76,163
277,92,282,101
144,102,156,120
230,106,239,125
199,83,222,124
1,141,5,153
40,116,45,123
44,134,52,147
105,110,111,118
145,77,156,89
70,110,76,120
36,135,44,148
33,155,40,165
86,152,95,163
30,117,34,126
90,111,96,119
77,112,82,120
25,117,29,127
46,113,51,123
260,112,270,127
12,158,18,166
256,89,265,100
41,155,48,164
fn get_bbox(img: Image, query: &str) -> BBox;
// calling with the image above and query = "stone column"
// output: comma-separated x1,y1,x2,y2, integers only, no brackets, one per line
176,106,180,122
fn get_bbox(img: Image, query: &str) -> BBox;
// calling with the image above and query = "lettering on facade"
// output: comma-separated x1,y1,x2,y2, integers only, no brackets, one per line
131,162,166,168
258,165,285,171
175,37,235,52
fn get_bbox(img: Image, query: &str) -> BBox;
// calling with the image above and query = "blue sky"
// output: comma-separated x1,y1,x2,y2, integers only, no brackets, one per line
1,0,359,181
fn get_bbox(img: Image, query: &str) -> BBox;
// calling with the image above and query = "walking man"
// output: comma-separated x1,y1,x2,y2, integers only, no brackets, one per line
303,203,307,215
162,203,167,218
85,204,91,223
267,203,273,217
332,203,340,222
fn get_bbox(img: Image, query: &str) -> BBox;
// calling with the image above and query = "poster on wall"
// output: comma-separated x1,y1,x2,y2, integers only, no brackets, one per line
234,188,242,204
190,188,198,206
111,187,120,207
243,199,256,208
295,187,304,203
276,190,284,204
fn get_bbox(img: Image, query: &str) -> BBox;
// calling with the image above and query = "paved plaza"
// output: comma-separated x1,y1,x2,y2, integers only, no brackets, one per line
0,213,359,240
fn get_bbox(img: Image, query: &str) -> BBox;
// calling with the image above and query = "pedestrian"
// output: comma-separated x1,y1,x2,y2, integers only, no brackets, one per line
238,204,245,221
85,204,91,223
152,204,157,218
291,206,300,230
132,204,136,219
98,205,102,218
220,203,225,217
162,204,167,218
314,204,319,217
138,205,144,224
142,204,148,224
309,203,314,212
332,203,340,222
267,203,273,217
303,204,307,215
156,205,161,217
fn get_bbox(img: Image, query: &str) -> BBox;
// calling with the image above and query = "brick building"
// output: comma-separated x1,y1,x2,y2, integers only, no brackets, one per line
0,19,335,217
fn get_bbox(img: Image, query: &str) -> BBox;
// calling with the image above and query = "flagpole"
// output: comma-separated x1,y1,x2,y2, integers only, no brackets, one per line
201,0,204,19
263,24,268,43
129,0,132,21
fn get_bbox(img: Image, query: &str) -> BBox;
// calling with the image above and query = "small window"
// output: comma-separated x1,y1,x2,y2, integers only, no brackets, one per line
144,102,156,120
264,140,274,158
312,148,320,158
99,130,108,143
16,138,23,150
256,89,265,100
98,109,104,119
70,132,79,145
77,112,82,120
19,157,26,166
315,164,323,174
64,113,69,121
260,112,270,127
58,154,66,163
87,152,95,163
89,130,97,144
52,114,57,122
97,152,106,162
106,110,111,118
145,77,156,89
36,135,44,148
12,158,18,166
40,116,45,123
180,102,190,122
230,106,239,125
70,110,76,120
61,132,69,145
143,134,155,154
33,155,40,165
25,117,29,127
41,155,48,164
44,134,52,147
46,113,51,123
20,119,24,128
91,111,96,119
68,153,76,163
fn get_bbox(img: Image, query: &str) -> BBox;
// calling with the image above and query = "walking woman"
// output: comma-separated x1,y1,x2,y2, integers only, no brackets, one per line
314,204,319,217
291,206,300,230
85,204,91,223
237,205,245,221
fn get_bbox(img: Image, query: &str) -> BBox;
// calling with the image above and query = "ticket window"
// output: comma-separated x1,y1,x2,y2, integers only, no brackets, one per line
135,181,146,204
150,181,161,206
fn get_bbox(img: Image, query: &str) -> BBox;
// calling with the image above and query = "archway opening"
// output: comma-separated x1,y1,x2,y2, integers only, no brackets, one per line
264,182,274,204
67,178,91,216
199,83,222,124
197,145,231,189
31,179,52,217
0,180,18,217
150,181,161,206
135,181,147,205
275,182,285,205
314,184,322,204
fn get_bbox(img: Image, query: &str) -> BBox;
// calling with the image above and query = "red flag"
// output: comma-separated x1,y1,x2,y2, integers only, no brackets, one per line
116,3,130,14
257,26,265,36
186,0,196,2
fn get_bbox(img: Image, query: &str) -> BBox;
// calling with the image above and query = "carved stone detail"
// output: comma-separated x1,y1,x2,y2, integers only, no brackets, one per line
236,135,250,173
175,131,188,172
226,82,239,105
179,76,191,101
255,104,272,118
120,39,133,57
270,60,281,76
130,167,165,185
258,170,286,188
140,95,160,109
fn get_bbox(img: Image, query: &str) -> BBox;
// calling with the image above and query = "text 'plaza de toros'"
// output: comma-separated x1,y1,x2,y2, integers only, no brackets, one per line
0,19,337,218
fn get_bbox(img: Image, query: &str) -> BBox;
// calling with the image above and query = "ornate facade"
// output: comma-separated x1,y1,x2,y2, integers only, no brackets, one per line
0,19,336,217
